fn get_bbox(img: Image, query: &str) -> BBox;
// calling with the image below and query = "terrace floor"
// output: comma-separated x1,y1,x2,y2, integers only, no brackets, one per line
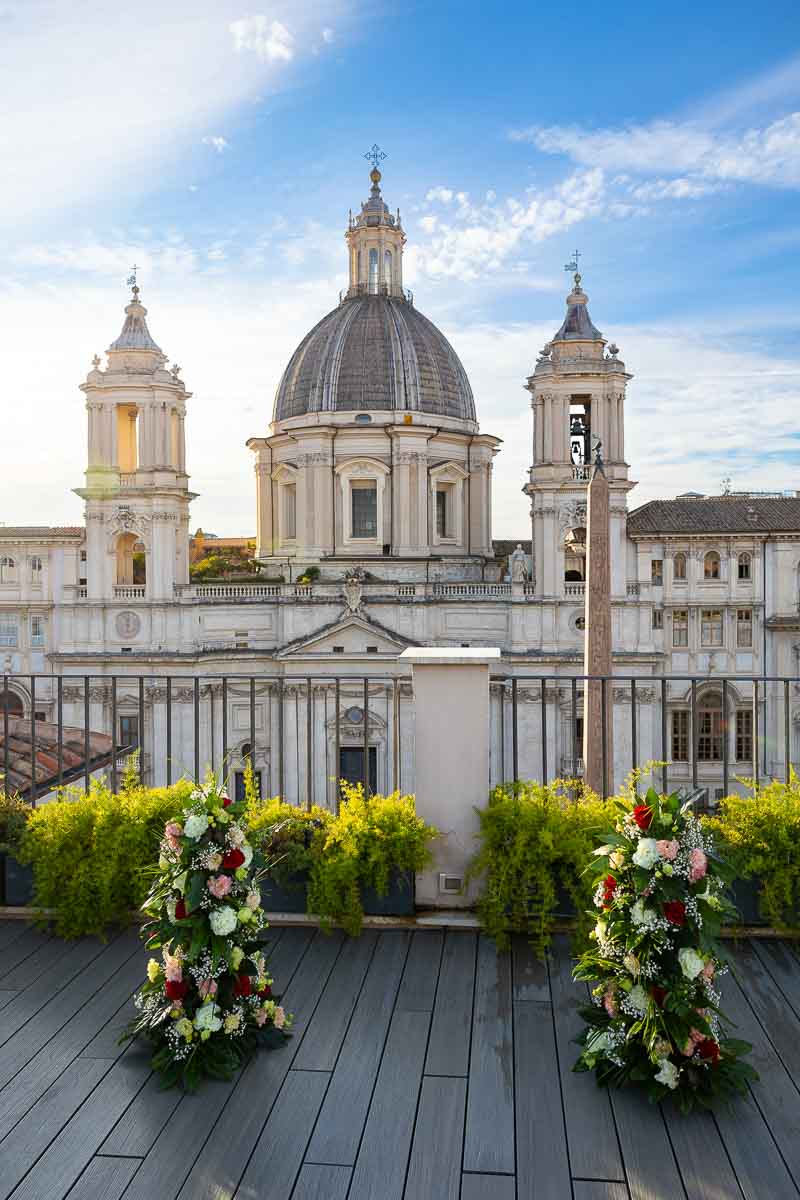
0,920,799,1200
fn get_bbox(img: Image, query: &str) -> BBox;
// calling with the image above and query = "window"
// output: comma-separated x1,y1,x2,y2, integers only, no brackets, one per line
119,715,139,750
564,527,586,582
30,615,45,647
738,552,751,581
673,609,688,647
80,550,87,562
351,483,377,538
354,413,372,424
339,746,377,794
651,559,663,586
652,609,663,630
736,710,753,762
116,404,139,473
384,250,392,289
0,617,18,647
234,770,262,803
0,556,16,583
283,483,297,541
672,711,689,762
673,553,687,581
116,533,146,587
704,551,720,580
436,489,449,538
698,692,723,761
368,248,379,294
736,609,752,648
701,609,723,646
0,690,23,717
30,556,42,578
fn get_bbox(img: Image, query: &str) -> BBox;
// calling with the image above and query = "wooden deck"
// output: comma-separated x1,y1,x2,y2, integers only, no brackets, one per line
1,920,800,1200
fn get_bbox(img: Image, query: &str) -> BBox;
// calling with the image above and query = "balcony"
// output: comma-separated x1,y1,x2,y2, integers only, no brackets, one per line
112,585,146,600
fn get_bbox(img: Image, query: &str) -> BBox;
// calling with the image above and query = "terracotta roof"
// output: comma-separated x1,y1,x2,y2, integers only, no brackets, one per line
0,720,115,799
0,526,83,538
628,497,800,535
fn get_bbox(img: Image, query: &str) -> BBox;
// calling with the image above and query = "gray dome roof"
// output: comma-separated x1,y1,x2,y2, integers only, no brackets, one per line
273,294,476,423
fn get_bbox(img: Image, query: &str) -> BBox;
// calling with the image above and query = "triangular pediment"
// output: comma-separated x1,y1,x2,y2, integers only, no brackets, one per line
277,612,416,659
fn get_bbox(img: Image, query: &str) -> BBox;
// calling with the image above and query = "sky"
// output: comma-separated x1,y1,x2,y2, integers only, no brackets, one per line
2,0,800,537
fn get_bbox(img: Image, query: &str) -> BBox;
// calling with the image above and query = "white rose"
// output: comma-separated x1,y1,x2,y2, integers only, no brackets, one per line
678,947,705,981
627,984,648,1014
184,814,209,840
631,900,651,926
632,839,660,869
654,1058,680,1090
623,952,640,976
609,850,625,870
209,906,237,936
193,1002,222,1033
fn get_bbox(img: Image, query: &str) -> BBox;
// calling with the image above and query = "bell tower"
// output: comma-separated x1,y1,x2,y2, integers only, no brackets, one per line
75,280,196,603
523,270,635,601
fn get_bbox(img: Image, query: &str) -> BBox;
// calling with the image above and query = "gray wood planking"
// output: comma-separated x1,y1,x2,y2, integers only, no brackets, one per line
2,924,800,1200
425,930,477,1076
348,1009,430,1200
463,935,514,1175
0,926,57,983
290,1164,351,1200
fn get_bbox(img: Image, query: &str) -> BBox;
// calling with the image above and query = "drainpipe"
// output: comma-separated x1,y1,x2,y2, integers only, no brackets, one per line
467,433,473,558
763,536,768,776
331,427,338,558
386,425,393,556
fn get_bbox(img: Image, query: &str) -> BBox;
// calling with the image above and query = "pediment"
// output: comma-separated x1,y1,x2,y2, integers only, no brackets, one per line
277,612,415,659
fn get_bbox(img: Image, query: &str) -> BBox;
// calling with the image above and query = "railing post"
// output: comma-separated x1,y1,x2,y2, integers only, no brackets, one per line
400,647,500,908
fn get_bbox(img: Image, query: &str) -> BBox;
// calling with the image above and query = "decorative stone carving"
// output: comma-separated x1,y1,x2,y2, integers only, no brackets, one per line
559,500,587,534
295,452,333,467
115,610,141,639
393,451,428,465
343,566,366,613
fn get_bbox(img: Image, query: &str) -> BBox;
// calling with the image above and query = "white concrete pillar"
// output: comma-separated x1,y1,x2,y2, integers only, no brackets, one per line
399,647,500,907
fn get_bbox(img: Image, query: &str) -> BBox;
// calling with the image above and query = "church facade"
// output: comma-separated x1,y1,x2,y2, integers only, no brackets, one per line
2,164,800,807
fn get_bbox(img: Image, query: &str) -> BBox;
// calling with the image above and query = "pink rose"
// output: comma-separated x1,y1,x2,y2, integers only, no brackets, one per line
656,839,679,861
207,874,232,899
255,1008,268,1027
163,951,183,982
273,1006,286,1029
198,978,218,998
603,988,619,1017
689,849,708,883
702,960,715,982
689,1027,705,1045
246,890,260,911
165,821,183,839
681,1039,695,1057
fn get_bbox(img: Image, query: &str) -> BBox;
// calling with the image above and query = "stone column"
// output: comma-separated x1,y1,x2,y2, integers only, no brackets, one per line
583,457,613,796
400,647,500,907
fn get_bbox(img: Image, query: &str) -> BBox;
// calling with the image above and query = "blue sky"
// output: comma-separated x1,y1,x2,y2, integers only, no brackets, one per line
2,0,799,536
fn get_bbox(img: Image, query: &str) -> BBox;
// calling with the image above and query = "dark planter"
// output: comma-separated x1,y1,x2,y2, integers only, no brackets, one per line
260,872,309,914
4,854,34,907
362,868,415,916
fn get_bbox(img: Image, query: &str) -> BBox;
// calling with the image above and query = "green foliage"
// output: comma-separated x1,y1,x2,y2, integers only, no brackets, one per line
17,779,194,937
246,794,333,888
704,773,800,928
0,790,33,853
305,783,436,935
296,565,320,585
466,778,617,956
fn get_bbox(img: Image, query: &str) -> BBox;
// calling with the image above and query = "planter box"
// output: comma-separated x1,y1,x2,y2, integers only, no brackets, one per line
4,854,34,907
260,866,415,918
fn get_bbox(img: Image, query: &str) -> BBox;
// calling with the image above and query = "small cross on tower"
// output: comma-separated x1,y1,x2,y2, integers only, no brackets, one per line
564,248,581,274
364,143,387,171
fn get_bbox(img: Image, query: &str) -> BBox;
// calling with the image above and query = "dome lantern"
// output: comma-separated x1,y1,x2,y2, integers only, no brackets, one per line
345,146,406,299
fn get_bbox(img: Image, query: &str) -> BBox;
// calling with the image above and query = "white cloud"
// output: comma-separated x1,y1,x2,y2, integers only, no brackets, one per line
512,111,800,190
322,27,335,43
229,15,294,62
425,187,454,204
629,177,722,201
202,135,230,153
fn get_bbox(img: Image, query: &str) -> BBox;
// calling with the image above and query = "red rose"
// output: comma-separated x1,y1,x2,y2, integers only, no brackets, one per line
651,986,667,1008
233,973,252,997
222,796,232,808
165,979,188,1001
222,848,245,870
632,804,653,830
697,1038,720,1064
174,898,188,921
663,901,686,926
258,984,272,1000
602,875,617,908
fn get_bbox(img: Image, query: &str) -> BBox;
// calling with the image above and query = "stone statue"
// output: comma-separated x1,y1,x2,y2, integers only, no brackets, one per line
343,566,366,613
510,544,527,584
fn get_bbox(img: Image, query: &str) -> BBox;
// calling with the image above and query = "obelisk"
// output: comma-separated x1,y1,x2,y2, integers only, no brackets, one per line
583,443,612,796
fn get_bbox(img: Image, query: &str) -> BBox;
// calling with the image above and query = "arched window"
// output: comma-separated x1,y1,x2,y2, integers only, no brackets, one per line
704,551,720,580
0,689,23,717
116,533,146,587
564,527,586,582
738,552,751,581
384,250,392,290
368,248,379,294
30,556,42,579
697,690,723,761
673,552,687,581
0,556,16,583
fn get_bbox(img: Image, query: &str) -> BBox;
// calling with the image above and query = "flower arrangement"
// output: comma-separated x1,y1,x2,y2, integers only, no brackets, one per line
121,778,292,1090
573,785,757,1112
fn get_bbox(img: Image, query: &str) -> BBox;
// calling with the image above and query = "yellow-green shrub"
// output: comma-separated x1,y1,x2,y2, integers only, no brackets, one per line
704,774,800,928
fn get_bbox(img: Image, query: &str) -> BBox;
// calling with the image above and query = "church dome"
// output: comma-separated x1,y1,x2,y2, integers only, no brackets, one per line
273,293,476,424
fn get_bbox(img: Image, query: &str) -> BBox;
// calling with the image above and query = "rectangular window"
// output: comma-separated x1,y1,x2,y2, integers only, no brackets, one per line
736,710,753,762
283,484,296,541
736,609,752,648
701,609,723,646
652,609,663,630
651,559,663,586
351,483,377,538
672,711,689,762
698,709,723,761
436,488,448,538
119,715,139,750
673,554,687,580
673,610,688,647
0,617,18,647
30,615,45,647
